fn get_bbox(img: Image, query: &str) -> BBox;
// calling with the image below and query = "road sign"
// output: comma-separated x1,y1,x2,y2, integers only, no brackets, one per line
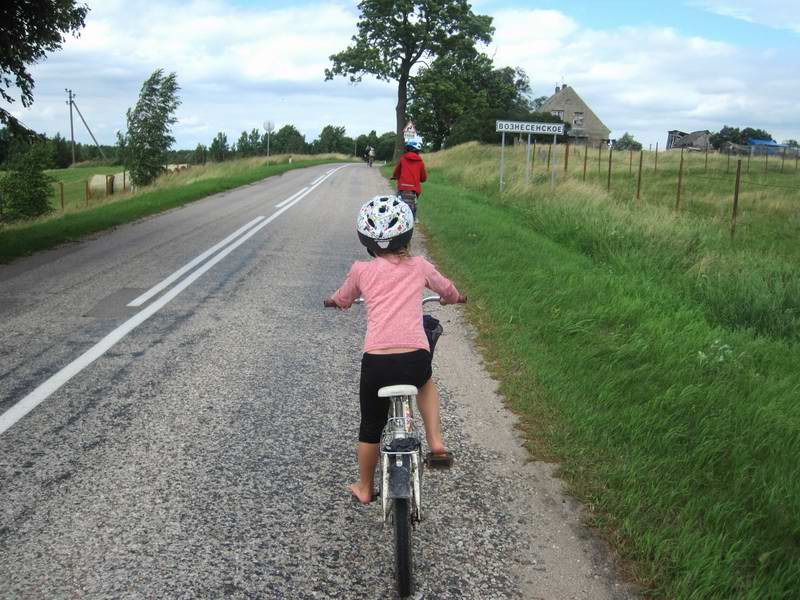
496,120,564,135
403,121,417,140
497,120,565,192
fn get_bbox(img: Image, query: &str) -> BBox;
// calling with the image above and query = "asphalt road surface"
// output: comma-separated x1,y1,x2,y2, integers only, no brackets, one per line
0,163,636,599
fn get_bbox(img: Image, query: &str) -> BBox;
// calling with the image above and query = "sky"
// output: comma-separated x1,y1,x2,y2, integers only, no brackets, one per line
3,0,799,149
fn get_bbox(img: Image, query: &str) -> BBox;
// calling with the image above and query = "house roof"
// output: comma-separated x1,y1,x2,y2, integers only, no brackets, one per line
673,130,710,147
540,85,610,140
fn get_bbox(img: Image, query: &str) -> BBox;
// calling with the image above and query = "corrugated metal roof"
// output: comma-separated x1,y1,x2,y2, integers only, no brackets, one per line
748,138,779,146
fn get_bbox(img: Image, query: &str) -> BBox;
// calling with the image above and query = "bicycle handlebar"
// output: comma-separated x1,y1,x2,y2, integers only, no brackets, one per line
324,294,466,308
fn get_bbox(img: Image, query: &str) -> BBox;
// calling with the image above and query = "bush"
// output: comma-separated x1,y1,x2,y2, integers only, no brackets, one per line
0,144,54,221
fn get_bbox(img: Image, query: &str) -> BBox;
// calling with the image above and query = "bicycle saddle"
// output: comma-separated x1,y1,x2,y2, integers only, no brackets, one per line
378,385,418,398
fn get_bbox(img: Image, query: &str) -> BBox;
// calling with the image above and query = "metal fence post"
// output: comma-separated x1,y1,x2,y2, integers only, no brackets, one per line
606,146,613,192
564,140,570,176
654,142,659,172
636,151,644,205
675,148,685,211
582,145,588,181
731,159,742,238
550,135,557,189
85,180,90,206
59,182,64,211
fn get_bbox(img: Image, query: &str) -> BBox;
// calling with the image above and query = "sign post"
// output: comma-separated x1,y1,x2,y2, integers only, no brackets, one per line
496,120,565,192
525,133,531,185
500,131,506,192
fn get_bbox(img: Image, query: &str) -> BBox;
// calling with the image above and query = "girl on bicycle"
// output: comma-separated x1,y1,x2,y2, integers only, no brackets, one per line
324,196,466,504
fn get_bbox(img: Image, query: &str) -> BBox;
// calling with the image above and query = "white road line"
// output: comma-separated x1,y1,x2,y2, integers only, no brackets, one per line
0,163,350,436
127,216,266,307
275,186,308,209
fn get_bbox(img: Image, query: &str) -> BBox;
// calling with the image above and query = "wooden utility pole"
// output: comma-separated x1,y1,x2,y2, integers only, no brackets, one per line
675,148,685,211
59,182,64,211
564,141,570,175
66,89,76,165
731,159,742,238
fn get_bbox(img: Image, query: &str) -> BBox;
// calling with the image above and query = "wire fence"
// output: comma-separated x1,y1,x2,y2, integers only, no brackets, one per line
503,141,800,240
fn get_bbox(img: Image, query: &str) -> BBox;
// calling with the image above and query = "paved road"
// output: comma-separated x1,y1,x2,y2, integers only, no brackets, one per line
0,163,635,599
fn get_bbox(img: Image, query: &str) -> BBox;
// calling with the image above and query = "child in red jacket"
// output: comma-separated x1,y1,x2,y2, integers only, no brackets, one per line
392,137,427,217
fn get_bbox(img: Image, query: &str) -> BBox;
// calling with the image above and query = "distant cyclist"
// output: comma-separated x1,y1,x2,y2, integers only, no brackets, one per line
368,146,376,167
391,137,426,218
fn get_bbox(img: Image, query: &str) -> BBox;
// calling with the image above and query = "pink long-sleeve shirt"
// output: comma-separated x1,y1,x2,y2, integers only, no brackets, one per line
332,255,461,353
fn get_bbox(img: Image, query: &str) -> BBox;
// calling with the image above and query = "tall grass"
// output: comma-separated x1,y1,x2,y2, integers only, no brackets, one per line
426,143,800,341
416,144,800,598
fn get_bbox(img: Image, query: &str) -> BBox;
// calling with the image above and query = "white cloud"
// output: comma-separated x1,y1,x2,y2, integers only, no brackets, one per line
3,2,799,148
487,9,800,145
2,0,396,146
689,0,800,32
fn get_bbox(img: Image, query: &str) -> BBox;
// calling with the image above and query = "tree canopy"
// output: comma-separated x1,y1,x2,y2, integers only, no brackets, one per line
408,53,537,150
613,132,643,151
0,0,89,133
325,0,493,158
117,69,181,186
710,125,774,149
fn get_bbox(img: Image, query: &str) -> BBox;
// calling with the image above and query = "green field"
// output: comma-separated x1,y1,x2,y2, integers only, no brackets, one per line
0,154,350,263
45,165,123,211
413,143,800,598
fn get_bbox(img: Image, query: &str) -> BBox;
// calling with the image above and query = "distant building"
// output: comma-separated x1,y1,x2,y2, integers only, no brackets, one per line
748,138,784,156
666,130,711,150
539,84,610,147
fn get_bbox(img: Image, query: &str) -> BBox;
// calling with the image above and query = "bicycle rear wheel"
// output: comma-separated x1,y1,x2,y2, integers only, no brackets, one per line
394,498,413,597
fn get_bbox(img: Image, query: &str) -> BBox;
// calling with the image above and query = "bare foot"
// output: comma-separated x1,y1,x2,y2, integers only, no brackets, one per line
348,483,374,504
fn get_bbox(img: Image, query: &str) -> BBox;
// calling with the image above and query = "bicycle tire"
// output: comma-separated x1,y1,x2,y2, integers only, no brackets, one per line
394,498,413,597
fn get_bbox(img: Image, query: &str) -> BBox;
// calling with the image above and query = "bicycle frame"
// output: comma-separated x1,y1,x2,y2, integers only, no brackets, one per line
380,392,423,524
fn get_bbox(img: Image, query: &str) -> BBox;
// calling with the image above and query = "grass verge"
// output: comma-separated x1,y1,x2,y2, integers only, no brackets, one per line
0,157,346,263
416,170,800,599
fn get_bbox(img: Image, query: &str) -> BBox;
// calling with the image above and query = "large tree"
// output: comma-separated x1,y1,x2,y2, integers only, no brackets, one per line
270,124,306,154
117,69,181,186
325,0,493,158
408,53,534,150
1,1,89,133
209,132,229,162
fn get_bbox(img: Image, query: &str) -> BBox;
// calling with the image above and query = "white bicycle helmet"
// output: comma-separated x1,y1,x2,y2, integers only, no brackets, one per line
357,195,414,254
405,136,422,152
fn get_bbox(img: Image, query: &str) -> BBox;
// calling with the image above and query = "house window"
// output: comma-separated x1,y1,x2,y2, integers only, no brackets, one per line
551,110,564,120
573,112,584,127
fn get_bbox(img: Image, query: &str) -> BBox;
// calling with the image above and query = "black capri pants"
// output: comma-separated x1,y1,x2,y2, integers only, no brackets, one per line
359,350,432,443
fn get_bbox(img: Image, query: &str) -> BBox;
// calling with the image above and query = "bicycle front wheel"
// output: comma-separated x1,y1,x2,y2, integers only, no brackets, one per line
394,498,413,597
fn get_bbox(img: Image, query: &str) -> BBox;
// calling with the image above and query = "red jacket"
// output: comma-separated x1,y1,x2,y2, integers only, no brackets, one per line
392,152,427,196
